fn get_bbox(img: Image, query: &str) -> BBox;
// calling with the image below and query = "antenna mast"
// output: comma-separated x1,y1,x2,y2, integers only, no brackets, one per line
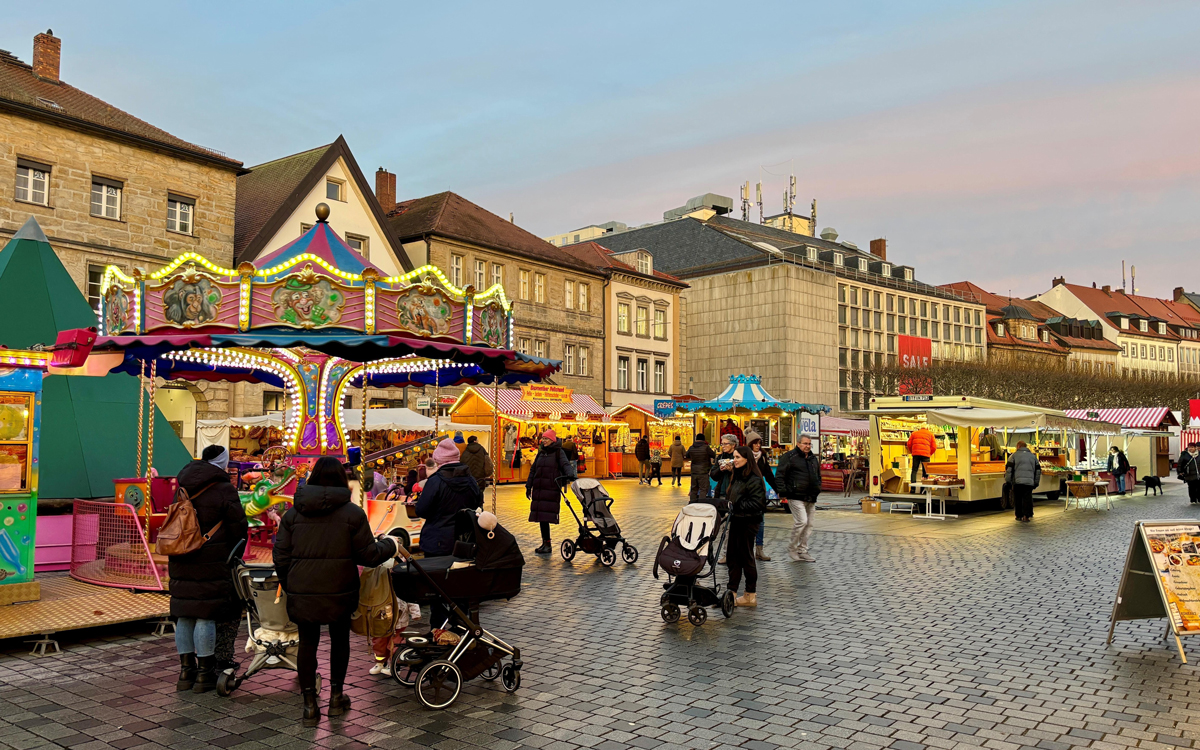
740,181,750,221
756,181,763,224
1122,260,1126,293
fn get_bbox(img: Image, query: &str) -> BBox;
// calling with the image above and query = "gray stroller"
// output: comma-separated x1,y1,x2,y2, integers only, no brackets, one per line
215,542,309,696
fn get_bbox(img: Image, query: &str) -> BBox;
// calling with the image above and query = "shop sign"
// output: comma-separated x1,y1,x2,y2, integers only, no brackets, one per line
898,335,932,369
653,399,677,418
438,395,457,406
521,384,573,402
799,411,820,438
1107,521,1200,662
414,396,431,409
902,394,932,402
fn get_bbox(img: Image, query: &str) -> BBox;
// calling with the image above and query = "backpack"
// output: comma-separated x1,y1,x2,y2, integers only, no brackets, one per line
155,483,222,556
350,565,400,641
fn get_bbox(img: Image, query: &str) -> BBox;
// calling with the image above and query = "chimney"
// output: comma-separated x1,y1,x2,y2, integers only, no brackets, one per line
1102,285,1111,293
1092,282,1097,288
1175,286,1186,301
1052,276,1065,287
869,238,887,260
33,30,60,84
374,168,395,213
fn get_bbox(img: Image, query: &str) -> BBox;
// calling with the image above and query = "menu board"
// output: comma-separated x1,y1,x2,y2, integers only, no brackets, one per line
1143,523,1200,633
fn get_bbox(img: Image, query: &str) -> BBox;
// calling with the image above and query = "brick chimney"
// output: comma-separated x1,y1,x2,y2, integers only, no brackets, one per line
33,30,60,84
869,238,887,260
374,168,395,213
1175,286,1186,301
1102,284,1111,293
1052,276,1065,287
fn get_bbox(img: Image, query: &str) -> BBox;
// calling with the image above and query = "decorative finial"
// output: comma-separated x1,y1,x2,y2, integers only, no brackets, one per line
315,203,330,222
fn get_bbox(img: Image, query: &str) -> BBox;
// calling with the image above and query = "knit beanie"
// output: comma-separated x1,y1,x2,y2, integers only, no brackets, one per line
432,438,461,467
744,431,763,446
542,428,557,441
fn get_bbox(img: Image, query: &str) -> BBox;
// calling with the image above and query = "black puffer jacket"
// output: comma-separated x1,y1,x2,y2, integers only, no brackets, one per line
776,447,822,500
726,472,767,519
168,460,249,621
461,442,494,486
635,438,650,462
526,441,575,524
686,439,716,476
416,463,483,556
273,485,396,624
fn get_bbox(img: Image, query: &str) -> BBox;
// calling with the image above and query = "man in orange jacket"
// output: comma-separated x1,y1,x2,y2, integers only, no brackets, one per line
906,426,937,485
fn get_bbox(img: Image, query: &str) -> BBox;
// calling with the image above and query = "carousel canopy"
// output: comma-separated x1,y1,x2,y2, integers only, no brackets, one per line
253,220,388,279
675,374,831,415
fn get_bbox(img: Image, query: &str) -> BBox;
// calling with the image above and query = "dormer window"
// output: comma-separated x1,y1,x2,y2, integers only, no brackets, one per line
806,247,817,261
1042,330,1050,343
833,252,843,267
1139,320,1148,332
903,268,913,281
881,263,891,277
1158,322,1167,335
995,322,1005,337
635,251,652,275
858,258,869,272
1120,317,1129,329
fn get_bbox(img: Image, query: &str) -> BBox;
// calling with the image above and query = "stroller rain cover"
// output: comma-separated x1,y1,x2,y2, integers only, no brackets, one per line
653,502,719,579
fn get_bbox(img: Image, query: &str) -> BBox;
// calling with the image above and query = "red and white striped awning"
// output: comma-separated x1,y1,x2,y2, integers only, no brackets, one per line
822,417,869,437
1181,429,1200,448
1063,407,1179,430
467,387,611,422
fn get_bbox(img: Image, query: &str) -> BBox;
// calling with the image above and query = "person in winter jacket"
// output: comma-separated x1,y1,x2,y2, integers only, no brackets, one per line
169,445,249,694
712,445,766,607
416,438,483,556
746,432,777,562
461,435,494,489
775,435,821,562
686,434,716,501
1107,446,1131,495
635,436,652,485
906,426,937,484
668,436,686,486
562,437,581,474
1178,443,1200,504
1005,441,1042,522
526,429,576,554
273,457,400,727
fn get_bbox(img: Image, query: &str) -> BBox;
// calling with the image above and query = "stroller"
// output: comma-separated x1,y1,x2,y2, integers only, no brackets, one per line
387,510,525,710
652,499,732,626
215,541,304,696
560,478,638,566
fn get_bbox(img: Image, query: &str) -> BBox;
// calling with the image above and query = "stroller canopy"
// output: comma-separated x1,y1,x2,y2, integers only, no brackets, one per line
454,510,525,571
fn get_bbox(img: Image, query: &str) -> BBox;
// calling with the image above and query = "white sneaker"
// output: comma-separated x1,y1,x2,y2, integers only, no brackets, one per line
797,553,816,562
787,551,802,562
369,662,390,676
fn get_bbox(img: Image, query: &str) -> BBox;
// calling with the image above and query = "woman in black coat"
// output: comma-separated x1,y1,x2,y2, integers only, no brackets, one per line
169,447,249,694
526,429,576,554
273,457,399,727
714,445,766,608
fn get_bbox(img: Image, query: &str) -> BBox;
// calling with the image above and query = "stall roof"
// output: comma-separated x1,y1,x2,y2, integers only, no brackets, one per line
339,407,489,433
461,386,610,421
821,417,869,437
676,374,831,415
1063,407,1180,430
198,414,284,428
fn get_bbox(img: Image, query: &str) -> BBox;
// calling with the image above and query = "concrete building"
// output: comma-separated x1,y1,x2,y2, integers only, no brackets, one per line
558,242,688,408
544,221,627,248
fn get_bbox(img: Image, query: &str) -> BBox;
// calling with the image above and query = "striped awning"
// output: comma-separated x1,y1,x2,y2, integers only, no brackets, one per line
466,386,610,422
1181,429,1200,448
821,417,869,437
1063,407,1180,430
676,374,831,415
254,221,388,279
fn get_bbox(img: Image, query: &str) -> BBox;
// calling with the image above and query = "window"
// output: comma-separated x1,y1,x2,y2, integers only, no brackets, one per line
1139,320,1148,332
833,252,843,266
534,273,545,303
573,233,580,243
345,234,369,255
492,263,503,288
1159,322,1167,335
932,322,940,340
874,333,882,351
887,315,895,332
887,295,894,312
859,258,869,272
517,337,530,354
617,303,630,334
450,254,463,287
974,310,981,326
1140,345,1147,358
654,362,666,394
578,347,589,377
636,359,648,392
90,178,121,219
874,293,882,310
904,269,913,281
264,391,286,412
881,263,891,277
887,335,896,353
943,305,951,321
301,223,313,235
850,287,859,305
1158,346,1165,360
87,264,104,318
874,312,882,330
898,317,906,334
636,252,651,275
636,307,649,336
475,260,486,290
955,326,963,342
1168,348,1174,362
15,160,50,205
953,307,961,323
931,304,938,320
1150,346,1157,361
839,306,847,325
851,308,860,327
167,195,194,234
519,270,530,300
617,357,629,390
654,309,666,339
564,344,575,375
921,320,929,337
534,340,546,358
578,284,589,312
921,301,928,317
839,285,846,303
1120,317,1129,329
977,329,983,344
943,323,951,340
326,179,343,201
564,280,574,309
851,329,859,347
839,327,847,346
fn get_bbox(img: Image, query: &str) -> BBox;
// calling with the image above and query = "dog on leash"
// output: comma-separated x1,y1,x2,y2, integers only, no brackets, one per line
1143,476,1163,496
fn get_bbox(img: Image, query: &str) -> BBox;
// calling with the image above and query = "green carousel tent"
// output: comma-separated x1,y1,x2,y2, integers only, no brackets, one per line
0,217,191,499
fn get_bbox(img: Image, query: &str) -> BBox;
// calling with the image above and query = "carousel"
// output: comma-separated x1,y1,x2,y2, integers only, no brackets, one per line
675,374,830,456
63,204,559,589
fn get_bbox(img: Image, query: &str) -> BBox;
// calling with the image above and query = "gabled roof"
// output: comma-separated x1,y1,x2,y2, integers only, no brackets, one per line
234,136,411,270
387,192,602,276
0,47,239,169
1057,282,1180,340
557,241,687,287
578,217,760,277
1064,407,1179,430
985,313,1068,354
941,281,1061,320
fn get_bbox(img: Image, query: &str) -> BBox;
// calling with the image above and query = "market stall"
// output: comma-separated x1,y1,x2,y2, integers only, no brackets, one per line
1065,407,1180,482
449,384,611,482
675,375,830,458
866,396,1122,508
819,417,870,492
609,404,695,476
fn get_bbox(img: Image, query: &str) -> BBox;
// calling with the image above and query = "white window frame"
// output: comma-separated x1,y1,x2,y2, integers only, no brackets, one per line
475,259,486,290
636,359,648,392
578,347,589,377
517,337,530,354
534,273,545,304
491,263,503,289
636,306,649,337
346,233,369,255
15,161,49,205
564,280,574,310
326,178,344,201
519,270,530,300
90,178,122,220
87,264,105,319
578,284,589,312
450,254,464,287
617,357,629,390
617,303,630,334
833,252,843,266
167,195,195,235
653,361,666,394
654,308,667,340
534,339,546,358
636,252,651,275
563,344,575,375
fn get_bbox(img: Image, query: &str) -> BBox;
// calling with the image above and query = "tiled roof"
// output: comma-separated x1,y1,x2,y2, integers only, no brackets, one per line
387,192,602,276
985,313,1067,354
1058,283,1180,340
0,48,239,168
941,281,1060,319
557,241,687,287
234,144,330,262
580,217,761,277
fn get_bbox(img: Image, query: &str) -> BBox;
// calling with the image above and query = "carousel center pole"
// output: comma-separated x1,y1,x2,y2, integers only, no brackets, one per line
136,360,146,478
491,377,499,515
434,370,441,436
144,360,157,542
361,364,370,451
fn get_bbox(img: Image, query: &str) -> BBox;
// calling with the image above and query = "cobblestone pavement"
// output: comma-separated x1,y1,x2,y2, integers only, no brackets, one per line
2,479,1199,750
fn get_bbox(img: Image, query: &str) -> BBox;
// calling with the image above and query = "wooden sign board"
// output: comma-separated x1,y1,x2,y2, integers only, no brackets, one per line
1107,520,1200,662
521,384,573,402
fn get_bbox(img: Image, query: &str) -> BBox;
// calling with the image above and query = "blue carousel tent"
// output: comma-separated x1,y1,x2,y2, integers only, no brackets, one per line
676,374,831,415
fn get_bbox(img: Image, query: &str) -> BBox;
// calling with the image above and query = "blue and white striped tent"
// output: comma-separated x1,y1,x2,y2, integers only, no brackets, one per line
676,374,831,415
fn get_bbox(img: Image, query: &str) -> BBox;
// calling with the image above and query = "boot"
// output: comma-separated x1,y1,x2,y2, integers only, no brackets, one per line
534,541,551,554
735,592,757,607
192,655,217,693
755,545,771,561
302,688,320,727
175,653,196,691
327,686,351,717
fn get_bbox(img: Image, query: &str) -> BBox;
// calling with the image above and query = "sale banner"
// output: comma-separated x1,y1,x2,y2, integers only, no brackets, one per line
897,335,932,394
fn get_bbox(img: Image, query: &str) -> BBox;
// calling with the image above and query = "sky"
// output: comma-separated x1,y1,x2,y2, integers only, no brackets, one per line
6,1,1199,297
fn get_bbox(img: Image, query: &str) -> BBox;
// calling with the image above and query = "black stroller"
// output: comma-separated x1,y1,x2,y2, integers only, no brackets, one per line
652,499,732,626
387,510,524,710
560,478,638,566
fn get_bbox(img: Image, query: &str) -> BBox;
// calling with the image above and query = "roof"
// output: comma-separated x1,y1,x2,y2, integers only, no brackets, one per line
387,192,602,276
253,220,389,278
941,281,1060,319
1063,407,1180,430
0,47,239,169
579,217,760,277
466,386,610,421
985,313,1067,354
1058,283,1180,340
557,241,687,287
234,136,411,270
821,417,869,437
675,374,831,414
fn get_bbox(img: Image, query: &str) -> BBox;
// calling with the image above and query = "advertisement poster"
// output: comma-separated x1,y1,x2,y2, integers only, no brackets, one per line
897,335,932,395
1143,523,1200,633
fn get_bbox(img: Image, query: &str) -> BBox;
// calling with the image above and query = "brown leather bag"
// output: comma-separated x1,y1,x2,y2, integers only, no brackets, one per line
155,483,222,556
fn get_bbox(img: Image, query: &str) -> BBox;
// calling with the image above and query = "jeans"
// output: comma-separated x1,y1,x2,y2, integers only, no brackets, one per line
297,619,351,691
175,617,216,657
671,467,682,485
689,474,709,501
639,460,651,482
1116,473,1126,494
787,499,816,557
910,456,930,484
755,521,764,546
726,519,759,594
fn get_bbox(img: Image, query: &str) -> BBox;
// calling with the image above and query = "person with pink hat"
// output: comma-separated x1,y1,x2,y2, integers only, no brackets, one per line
525,428,576,554
414,438,483,558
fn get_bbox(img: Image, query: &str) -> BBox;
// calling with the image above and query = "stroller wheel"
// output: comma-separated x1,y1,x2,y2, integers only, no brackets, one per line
415,660,463,710
599,548,616,567
721,591,736,618
687,606,708,626
501,663,521,693
215,671,235,697
559,539,576,562
621,543,638,564
481,647,501,681
390,647,421,688
661,603,681,623
660,593,670,607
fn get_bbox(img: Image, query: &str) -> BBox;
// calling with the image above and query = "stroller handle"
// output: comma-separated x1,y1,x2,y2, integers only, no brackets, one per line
227,538,247,567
